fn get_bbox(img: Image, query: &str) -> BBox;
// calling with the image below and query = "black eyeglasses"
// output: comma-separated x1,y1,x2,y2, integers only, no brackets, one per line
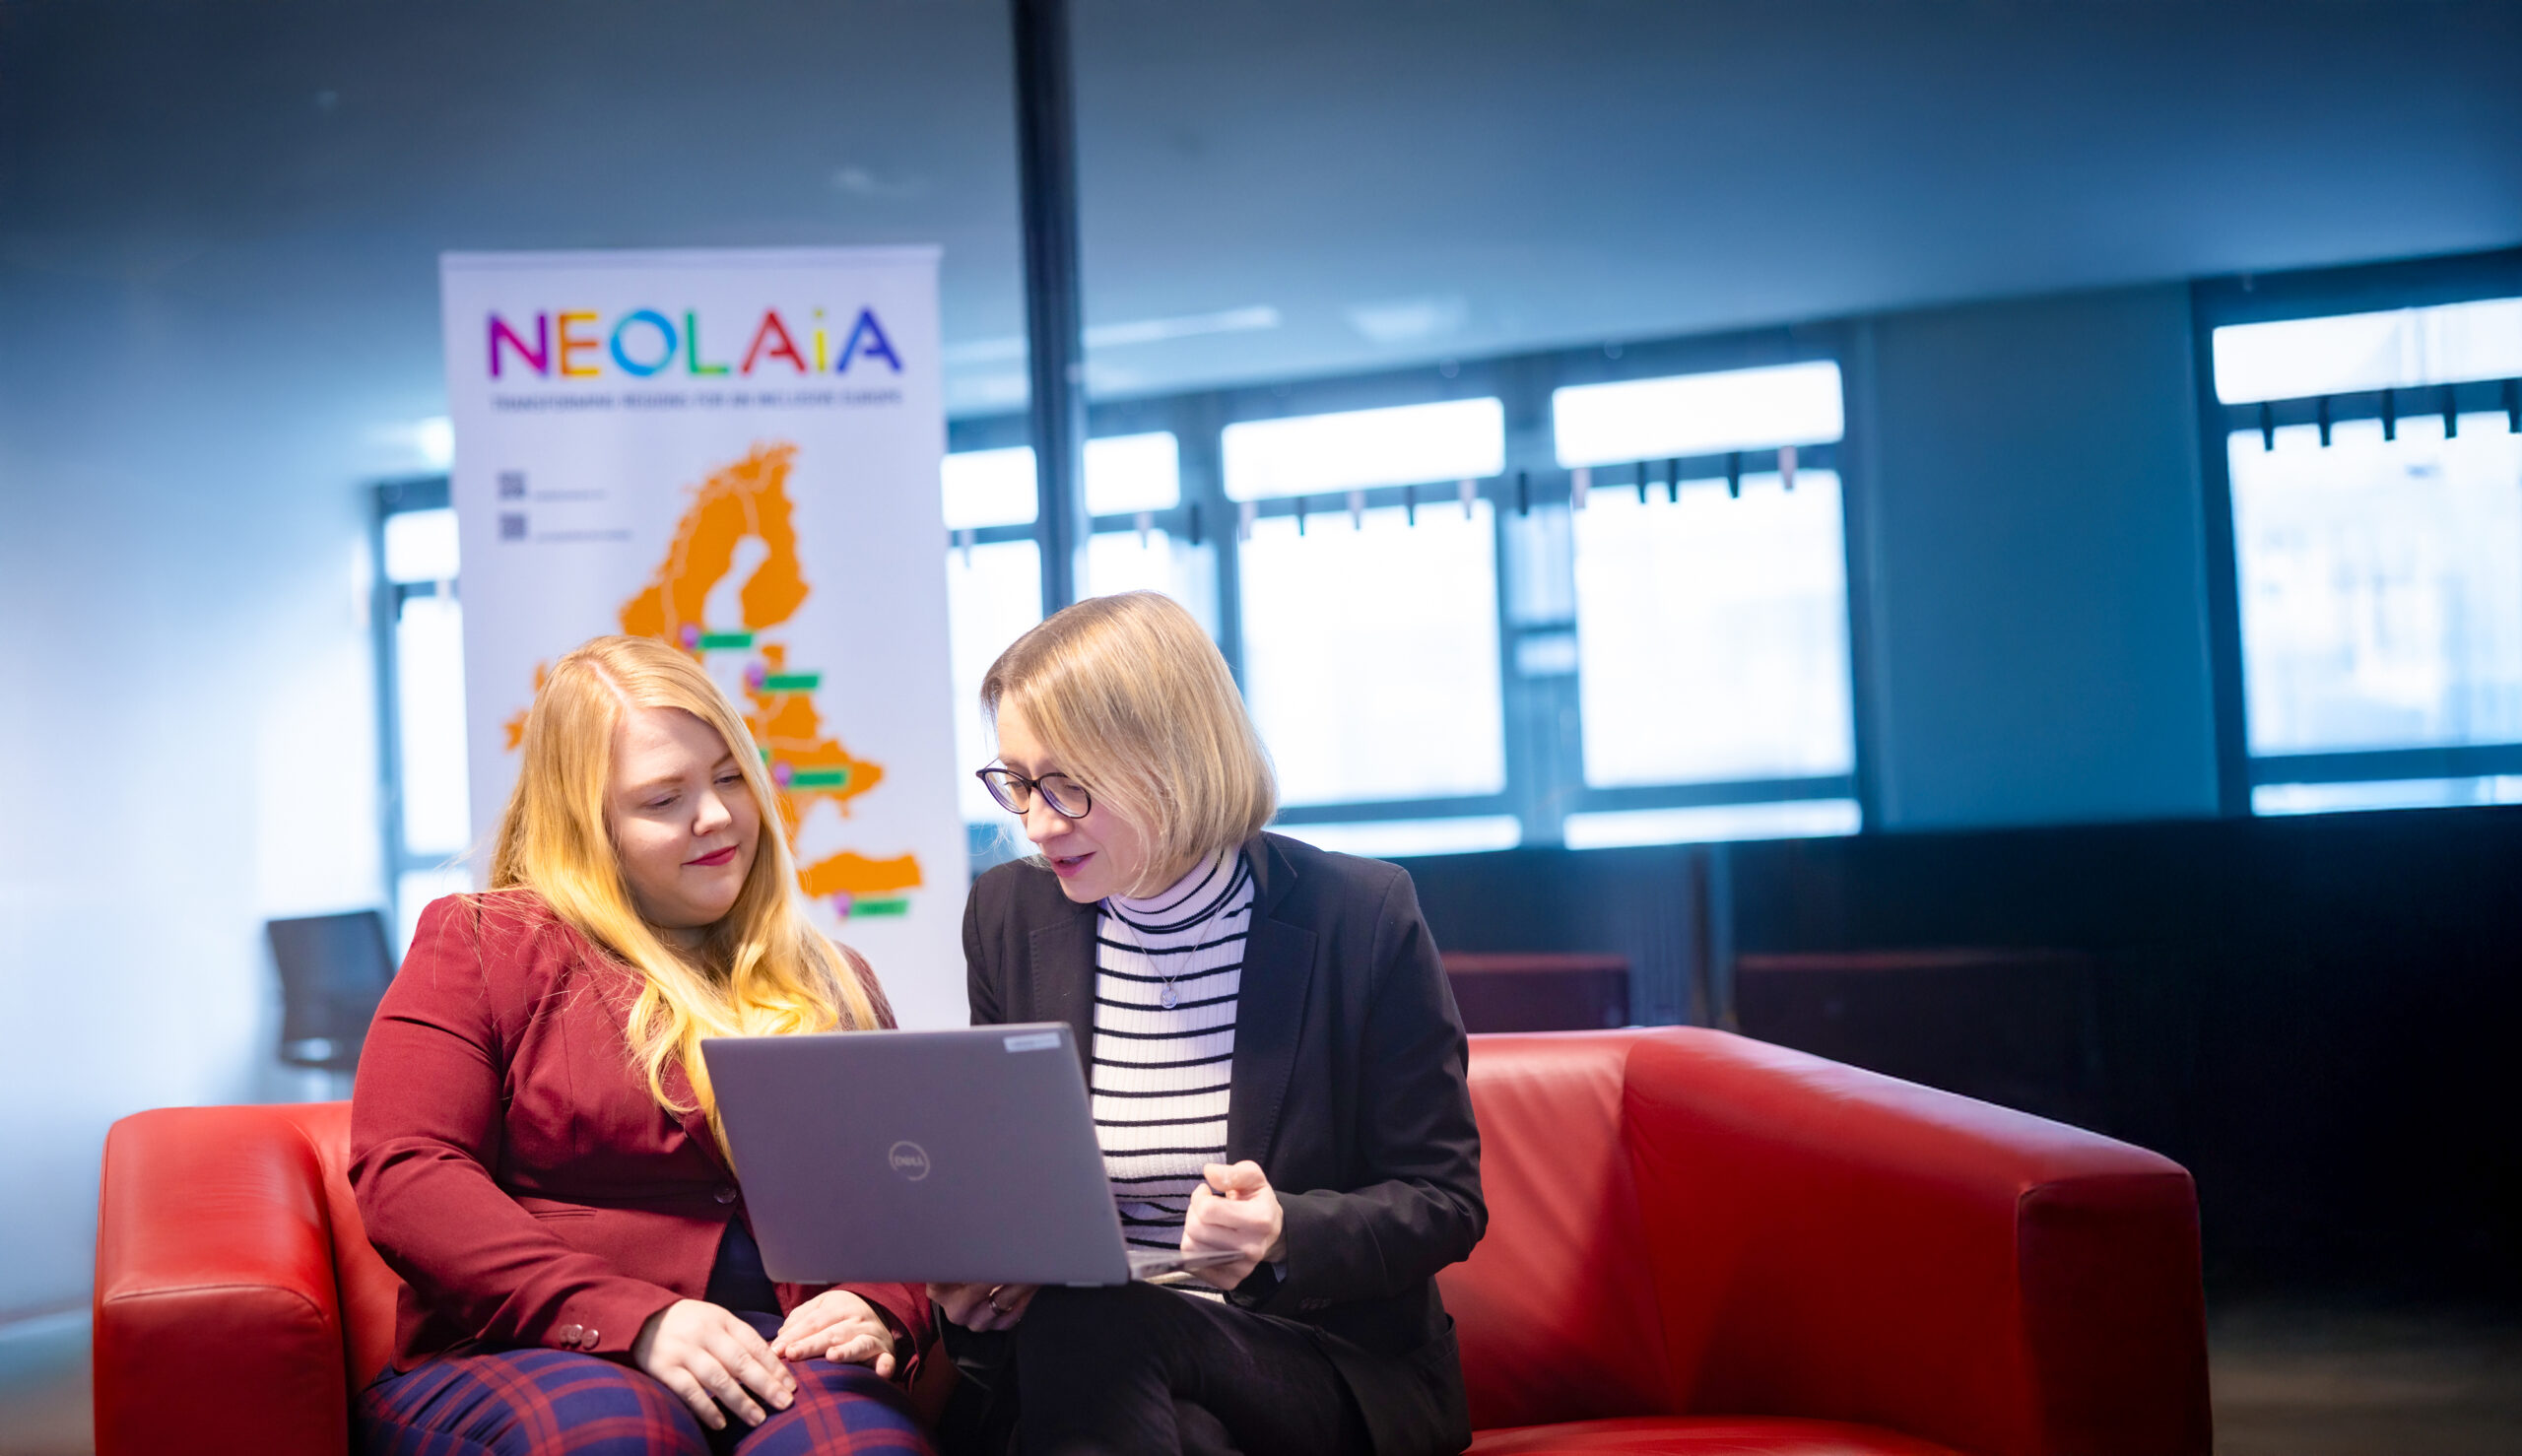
975,766,1093,820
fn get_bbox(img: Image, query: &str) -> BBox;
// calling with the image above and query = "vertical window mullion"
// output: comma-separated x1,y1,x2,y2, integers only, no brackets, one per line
1179,393,1245,690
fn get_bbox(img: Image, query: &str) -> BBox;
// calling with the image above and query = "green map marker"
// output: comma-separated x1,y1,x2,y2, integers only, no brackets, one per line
790,767,852,789
761,672,822,693
698,630,755,650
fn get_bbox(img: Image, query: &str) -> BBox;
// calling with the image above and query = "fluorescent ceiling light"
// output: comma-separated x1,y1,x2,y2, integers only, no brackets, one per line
1088,305,1280,350
944,305,1281,367
1346,295,1468,346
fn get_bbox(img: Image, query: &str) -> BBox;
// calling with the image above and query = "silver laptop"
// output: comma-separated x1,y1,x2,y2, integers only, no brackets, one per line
702,1023,1239,1287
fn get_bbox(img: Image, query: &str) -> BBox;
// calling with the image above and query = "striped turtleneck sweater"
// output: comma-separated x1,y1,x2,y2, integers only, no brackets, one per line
1091,850,1253,1275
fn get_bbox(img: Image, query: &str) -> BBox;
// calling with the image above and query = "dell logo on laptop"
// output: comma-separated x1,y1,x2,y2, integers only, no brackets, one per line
887,1141,932,1181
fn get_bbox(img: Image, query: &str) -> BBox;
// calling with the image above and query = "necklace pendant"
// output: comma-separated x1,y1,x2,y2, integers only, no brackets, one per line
1161,983,1180,1010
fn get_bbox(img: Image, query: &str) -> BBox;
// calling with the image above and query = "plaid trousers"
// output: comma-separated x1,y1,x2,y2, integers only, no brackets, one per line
357,1344,932,1456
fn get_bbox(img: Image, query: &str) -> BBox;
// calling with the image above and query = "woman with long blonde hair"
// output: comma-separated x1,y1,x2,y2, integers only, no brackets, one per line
351,635,933,1456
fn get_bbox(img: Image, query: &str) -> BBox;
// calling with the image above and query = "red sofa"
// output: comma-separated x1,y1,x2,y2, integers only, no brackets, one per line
95,1027,2210,1455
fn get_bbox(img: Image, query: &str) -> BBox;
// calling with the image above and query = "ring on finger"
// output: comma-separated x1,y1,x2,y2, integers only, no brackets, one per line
986,1285,1015,1314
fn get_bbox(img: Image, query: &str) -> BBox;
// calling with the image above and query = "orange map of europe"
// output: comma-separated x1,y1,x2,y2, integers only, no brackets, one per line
507,441,922,917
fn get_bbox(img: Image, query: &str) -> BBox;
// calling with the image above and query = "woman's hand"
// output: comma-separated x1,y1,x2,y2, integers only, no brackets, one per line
769,1290,899,1375
630,1298,796,1431
928,1281,1039,1332
1184,1160,1285,1291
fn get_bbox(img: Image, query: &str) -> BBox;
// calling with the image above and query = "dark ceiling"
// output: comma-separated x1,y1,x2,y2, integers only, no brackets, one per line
3,0,2518,422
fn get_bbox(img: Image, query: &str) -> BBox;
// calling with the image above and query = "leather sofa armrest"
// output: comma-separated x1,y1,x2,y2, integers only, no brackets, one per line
1625,1029,2211,1456
96,1106,351,1456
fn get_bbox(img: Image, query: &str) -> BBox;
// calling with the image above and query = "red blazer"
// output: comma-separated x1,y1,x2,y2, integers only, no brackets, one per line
349,890,931,1374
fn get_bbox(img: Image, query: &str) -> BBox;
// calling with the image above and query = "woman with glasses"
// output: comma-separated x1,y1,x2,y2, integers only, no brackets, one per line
932,591,1486,1456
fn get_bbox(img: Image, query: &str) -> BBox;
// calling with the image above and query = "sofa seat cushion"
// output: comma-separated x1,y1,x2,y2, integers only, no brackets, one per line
1468,1415,1966,1455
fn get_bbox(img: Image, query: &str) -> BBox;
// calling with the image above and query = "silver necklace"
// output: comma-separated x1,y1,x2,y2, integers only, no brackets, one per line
1107,909,1186,1008
1107,857,1229,1009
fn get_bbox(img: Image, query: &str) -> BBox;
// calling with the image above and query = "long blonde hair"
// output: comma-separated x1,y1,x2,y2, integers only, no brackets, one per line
981,592,1276,895
489,635,883,1146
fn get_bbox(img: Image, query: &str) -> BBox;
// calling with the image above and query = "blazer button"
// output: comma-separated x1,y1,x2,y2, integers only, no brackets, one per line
557,1323,583,1345
714,1186,739,1205
581,1328,600,1349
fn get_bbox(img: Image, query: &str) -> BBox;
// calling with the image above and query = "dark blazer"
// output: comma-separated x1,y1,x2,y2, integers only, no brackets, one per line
962,832,1487,1455
350,890,932,1373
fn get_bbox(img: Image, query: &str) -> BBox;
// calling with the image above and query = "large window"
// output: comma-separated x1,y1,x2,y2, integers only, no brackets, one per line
938,346,1863,860
2201,269,2522,816
1216,399,1516,857
1569,477,1853,783
1550,362,1859,848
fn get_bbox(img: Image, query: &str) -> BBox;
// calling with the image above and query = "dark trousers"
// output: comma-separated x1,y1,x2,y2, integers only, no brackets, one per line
361,1311,933,1453
357,1341,929,1456
940,1284,1374,1456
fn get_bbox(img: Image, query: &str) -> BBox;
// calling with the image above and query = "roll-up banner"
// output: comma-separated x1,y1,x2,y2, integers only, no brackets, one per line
439,247,964,1028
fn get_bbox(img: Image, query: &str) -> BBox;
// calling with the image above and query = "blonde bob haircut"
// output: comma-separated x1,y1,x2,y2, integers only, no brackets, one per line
489,634,883,1148
980,591,1276,895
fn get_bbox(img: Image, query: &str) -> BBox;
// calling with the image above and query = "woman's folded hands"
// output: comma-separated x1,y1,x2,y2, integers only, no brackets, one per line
770,1290,902,1375
630,1298,797,1430
628,1286,903,1434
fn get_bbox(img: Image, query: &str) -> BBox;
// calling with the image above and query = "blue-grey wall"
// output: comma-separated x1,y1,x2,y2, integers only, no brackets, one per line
1854,284,2223,827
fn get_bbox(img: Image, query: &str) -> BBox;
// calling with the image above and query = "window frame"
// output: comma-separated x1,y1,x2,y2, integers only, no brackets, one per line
948,319,1872,850
2190,246,2522,816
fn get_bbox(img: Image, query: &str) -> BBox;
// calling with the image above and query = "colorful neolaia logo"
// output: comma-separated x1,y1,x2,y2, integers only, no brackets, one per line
488,306,902,380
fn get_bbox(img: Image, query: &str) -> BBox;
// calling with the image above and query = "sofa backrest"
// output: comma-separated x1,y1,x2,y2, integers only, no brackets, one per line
119,1027,2206,1455
285,1101,407,1391
1612,1028,2211,1456
308,1046,1685,1425
1439,1030,1675,1430
307,1038,1689,1430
